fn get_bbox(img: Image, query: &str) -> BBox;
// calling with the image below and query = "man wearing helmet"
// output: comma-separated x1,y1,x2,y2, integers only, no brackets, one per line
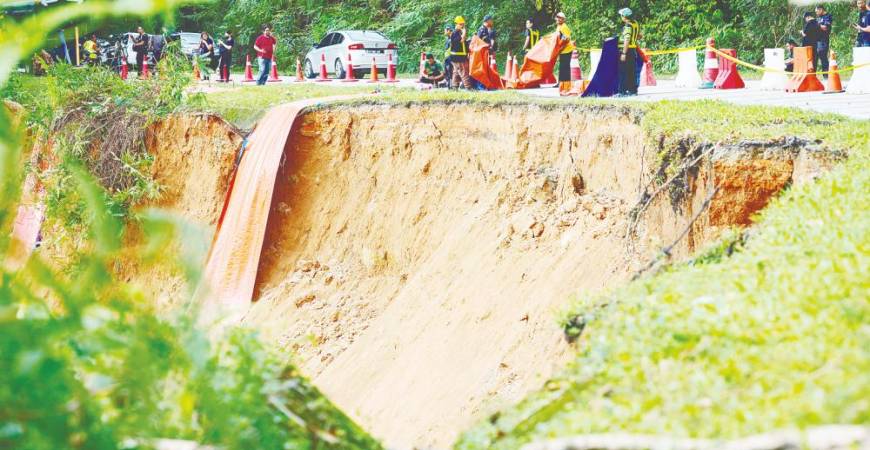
617,7,640,96
449,16,473,89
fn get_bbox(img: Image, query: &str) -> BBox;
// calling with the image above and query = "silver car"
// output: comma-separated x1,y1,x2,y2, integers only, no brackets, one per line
304,30,398,79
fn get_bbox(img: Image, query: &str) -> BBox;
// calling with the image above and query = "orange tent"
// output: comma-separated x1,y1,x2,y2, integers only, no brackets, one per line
469,35,504,90
515,33,565,89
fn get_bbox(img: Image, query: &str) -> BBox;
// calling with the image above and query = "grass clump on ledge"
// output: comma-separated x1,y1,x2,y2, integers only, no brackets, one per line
454,120,869,449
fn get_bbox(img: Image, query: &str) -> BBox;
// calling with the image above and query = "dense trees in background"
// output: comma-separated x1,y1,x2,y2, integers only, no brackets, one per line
169,0,861,72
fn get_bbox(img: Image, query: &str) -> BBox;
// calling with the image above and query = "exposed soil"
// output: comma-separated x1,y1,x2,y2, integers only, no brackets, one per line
195,103,830,449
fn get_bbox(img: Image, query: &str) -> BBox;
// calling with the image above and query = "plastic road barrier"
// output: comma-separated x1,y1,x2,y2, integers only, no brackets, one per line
589,48,602,80
674,49,701,88
785,46,823,92
760,48,788,91
846,47,870,94
713,48,745,89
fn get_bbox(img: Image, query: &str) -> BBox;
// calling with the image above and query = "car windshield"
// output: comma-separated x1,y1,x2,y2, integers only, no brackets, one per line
344,31,388,41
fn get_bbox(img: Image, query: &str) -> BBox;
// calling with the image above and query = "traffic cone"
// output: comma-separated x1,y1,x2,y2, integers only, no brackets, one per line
242,54,255,82
824,50,844,94
342,53,359,82
568,50,584,95
315,53,331,82
368,57,379,83
418,51,426,77
384,52,399,83
511,56,519,82
294,58,306,82
141,56,150,79
120,57,128,80
268,55,281,82
700,37,718,89
504,51,513,80
192,58,201,81
490,54,498,74
640,50,657,86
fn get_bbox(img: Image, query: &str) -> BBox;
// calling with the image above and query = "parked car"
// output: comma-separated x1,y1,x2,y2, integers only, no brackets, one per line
303,30,397,79
169,31,202,58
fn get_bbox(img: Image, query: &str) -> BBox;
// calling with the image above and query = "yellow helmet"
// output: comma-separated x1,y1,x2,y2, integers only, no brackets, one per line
454,16,465,24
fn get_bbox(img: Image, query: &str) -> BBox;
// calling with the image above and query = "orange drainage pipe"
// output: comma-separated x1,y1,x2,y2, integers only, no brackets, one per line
197,95,368,325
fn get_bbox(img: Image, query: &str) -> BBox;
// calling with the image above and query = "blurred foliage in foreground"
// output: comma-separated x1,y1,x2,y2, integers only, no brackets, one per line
0,2,380,449
456,114,870,448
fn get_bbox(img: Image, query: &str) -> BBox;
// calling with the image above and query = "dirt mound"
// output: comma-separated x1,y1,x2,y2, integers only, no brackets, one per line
226,103,832,449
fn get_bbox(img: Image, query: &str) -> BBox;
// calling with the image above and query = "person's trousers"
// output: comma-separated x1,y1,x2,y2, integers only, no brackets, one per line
135,52,146,75
444,56,453,87
816,42,829,77
451,60,472,89
618,49,638,95
219,53,231,81
257,57,272,85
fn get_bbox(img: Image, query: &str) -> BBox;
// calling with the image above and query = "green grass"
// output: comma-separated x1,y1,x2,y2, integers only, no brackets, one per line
455,117,870,448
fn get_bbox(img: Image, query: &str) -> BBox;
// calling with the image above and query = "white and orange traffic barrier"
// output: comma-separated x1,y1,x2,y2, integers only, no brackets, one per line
315,53,331,82
589,48,602,79
846,47,870,94
760,48,788,91
700,37,718,89
243,54,255,82
674,49,700,88
568,50,584,95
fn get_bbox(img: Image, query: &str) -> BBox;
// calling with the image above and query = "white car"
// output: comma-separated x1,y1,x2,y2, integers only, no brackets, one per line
304,30,398,79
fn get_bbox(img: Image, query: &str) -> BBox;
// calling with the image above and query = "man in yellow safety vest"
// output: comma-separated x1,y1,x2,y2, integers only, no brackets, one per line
555,12,575,95
617,7,640,96
523,18,541,53
449,16,473,89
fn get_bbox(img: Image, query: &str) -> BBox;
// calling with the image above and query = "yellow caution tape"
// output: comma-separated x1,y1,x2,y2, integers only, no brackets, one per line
643,46,704,56
708,46,870,76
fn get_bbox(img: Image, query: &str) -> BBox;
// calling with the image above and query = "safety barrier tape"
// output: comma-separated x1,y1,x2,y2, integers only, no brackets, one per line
707,46,870,76
643,46,704,56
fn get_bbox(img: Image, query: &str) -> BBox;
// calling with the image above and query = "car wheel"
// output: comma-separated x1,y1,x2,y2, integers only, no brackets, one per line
304,59,316,79
335,59,345,79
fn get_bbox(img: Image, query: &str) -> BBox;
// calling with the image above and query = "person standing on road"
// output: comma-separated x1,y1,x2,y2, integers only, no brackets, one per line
254,25,277,86
617,8,640,97
801,12,822,71
218,30,234,82
477,15,497,55
855,0,870,47
815,5,832,78
83,35,99,66
555,12,575,95
199,32,215,80
131,26,149,78
449,16,473,89
253,25,277,86
523,18,540,53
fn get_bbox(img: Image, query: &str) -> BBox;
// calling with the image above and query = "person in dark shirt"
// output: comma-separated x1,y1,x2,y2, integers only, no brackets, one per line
131,26,149,77
784,39,797,72
198,32,215,79
523,18,540,53
856,0,870,47
217,31,234,82
815,5,832,78
449,16,472,89
801,12,821,71
476,15,497,54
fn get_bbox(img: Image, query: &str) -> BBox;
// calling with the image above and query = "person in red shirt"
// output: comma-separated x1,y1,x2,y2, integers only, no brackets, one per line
253,25,277,85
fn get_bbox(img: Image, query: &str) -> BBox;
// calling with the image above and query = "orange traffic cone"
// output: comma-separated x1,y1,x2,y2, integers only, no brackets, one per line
242,54,255,82
824,50,844,94
315,53,331,82
368,56,379,83
384,52,399,83
192,58,201,81
490,54,498,74
568,50,584,95
141,56,150,79
640,49,657,87
511,56,519,82
120,57,128,80
342,53,359,82
293,58,306,82
504,51,513,81
268,55,281,82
